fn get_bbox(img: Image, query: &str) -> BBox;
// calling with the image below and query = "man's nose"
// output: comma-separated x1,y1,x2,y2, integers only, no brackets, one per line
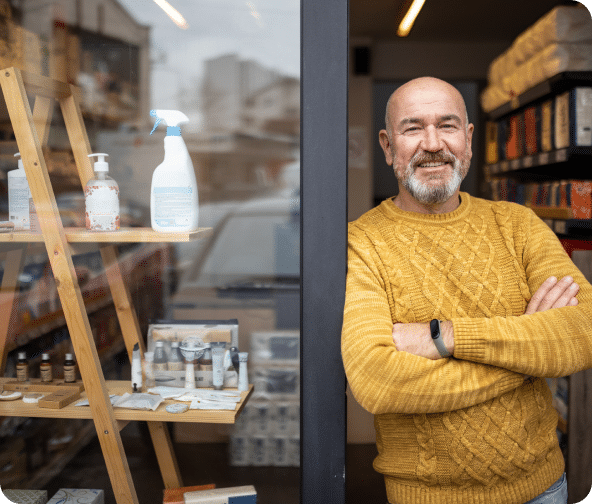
421,126,444,152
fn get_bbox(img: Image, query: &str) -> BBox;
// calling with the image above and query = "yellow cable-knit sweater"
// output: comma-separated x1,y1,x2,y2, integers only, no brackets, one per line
342,193,592,504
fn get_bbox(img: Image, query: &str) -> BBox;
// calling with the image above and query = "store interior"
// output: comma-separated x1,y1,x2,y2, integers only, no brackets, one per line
0,0,590,503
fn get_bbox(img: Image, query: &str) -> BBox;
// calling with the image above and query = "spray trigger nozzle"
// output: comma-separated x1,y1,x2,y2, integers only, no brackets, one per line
150,111,162,135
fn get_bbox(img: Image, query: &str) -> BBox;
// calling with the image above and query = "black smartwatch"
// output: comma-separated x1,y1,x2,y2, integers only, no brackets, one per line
430,319,451,358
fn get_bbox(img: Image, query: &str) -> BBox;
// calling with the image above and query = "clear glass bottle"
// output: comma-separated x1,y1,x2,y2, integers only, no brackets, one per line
40,353,53,382
63,353,77,383
153,341,168,372
16,352,28,382
167,341,184,371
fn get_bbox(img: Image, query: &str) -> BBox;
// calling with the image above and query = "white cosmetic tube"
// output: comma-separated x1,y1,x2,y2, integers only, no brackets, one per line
131,343,142,392
212,346,225,390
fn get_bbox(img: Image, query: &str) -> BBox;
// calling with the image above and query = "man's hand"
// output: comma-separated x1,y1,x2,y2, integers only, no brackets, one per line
525,275,579,315
392,321,454,360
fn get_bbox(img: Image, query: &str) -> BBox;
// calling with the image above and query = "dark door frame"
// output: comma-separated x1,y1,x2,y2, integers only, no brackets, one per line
301,0,348,502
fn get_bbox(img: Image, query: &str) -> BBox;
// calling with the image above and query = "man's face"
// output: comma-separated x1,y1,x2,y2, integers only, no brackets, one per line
379,81,474,206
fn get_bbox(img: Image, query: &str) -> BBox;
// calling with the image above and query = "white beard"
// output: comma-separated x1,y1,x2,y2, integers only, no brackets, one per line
395,146,470,205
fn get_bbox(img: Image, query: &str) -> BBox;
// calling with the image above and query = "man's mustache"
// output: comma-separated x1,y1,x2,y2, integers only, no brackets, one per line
411,151,456,168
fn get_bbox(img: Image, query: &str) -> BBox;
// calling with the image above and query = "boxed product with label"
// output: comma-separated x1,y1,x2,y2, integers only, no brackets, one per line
251,365,299,399
2,489,47,504
47,489,104,504
163,484,216,504
554,87,592,149
250,330,299,365
183,485,256,504
147,320,239,388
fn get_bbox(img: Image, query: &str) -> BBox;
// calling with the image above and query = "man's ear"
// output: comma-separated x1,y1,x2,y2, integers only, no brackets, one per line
379,129,394,166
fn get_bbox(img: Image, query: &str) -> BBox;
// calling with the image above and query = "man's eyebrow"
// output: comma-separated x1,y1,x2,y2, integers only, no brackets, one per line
397,114,463,129
398,117,423,128
439,114,462,124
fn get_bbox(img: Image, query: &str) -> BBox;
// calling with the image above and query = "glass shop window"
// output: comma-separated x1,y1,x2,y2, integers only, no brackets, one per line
0,0,300,502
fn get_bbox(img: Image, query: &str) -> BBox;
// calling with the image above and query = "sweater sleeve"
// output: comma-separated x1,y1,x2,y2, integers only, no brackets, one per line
453,207,592,377
342,226,526,415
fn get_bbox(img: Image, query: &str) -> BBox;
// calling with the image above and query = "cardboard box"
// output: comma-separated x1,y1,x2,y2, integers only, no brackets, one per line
184,485,256,504
163,484,215,504
2,489,47,504
47,489,103,504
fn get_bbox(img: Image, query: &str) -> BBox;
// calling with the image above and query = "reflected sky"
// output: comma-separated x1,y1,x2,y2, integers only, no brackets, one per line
117,0,300,109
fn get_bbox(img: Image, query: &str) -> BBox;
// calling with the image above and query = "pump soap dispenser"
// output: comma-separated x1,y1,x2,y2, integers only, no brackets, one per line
149,109,199,232
85,153,120,231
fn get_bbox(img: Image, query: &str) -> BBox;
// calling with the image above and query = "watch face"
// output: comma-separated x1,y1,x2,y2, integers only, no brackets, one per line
430,319,439,339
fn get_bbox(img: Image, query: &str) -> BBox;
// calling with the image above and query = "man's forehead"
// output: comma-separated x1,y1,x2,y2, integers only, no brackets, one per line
390,85,466,125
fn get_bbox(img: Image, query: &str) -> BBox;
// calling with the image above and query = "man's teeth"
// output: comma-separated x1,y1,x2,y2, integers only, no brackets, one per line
419,162,446,167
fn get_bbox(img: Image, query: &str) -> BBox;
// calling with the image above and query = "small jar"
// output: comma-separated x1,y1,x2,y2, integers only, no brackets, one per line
40,353,53,382
16,352,28,382
63,353,77,383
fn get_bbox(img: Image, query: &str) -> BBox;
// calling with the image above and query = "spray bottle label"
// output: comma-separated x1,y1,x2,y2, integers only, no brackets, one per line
153,186,194,227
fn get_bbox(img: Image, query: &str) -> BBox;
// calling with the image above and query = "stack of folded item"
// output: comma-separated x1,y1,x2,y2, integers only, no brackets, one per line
481,5,592,112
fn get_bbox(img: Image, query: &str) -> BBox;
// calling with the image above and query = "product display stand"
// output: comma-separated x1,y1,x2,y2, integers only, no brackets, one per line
0,68,251,503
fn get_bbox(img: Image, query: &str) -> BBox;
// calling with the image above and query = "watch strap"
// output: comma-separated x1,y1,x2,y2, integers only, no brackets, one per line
430,319,451,358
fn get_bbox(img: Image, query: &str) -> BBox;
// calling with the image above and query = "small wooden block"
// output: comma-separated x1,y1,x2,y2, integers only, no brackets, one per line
38,388,81,409
3,379,84,393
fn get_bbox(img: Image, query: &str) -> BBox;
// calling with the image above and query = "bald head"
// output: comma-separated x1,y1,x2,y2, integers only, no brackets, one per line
385,77,469,136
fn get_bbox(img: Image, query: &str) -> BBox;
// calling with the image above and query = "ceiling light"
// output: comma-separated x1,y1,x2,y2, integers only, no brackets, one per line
153,0,189,29
397,0,426,37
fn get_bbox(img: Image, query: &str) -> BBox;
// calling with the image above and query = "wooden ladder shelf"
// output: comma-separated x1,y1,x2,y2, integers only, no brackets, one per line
0,67,243,503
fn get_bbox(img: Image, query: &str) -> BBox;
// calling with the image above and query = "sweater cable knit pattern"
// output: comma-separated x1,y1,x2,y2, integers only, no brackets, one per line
342,193,592,504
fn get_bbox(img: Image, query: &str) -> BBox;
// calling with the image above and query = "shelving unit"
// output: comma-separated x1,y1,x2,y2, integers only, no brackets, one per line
483,72,592,503
0,67,249,504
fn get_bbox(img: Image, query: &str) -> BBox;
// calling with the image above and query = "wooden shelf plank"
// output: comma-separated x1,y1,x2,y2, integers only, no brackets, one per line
0,227,212,243
0,379,253,424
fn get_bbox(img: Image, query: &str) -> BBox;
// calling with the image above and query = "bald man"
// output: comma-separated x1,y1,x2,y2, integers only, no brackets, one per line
342,77,592,504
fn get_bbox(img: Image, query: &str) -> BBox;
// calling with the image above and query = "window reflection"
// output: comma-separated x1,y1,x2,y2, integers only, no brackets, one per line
0,0,299,500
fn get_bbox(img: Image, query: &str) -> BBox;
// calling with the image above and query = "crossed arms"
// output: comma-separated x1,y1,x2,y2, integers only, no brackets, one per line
394,275,581,360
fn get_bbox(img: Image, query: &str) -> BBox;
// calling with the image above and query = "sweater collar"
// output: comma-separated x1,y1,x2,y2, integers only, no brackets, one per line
379,192,472,224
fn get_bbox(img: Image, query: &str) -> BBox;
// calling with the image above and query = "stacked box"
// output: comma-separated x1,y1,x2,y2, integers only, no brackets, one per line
2,489,47,504
183,486,256,504
229,330,300,467
47,489,103,504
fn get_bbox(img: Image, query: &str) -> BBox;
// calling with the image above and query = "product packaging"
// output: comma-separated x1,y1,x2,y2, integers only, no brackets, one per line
163,484,216,504
2,489,48,504
183,485,256,504
149,109,199,232
554,87,592,149
147,320,239,388
9,153,37,231
47,489,104,504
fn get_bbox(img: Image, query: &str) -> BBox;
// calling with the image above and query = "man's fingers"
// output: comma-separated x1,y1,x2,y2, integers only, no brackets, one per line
526,276,579,315
538,276,576,311
525,276,557,315
551,281,579,309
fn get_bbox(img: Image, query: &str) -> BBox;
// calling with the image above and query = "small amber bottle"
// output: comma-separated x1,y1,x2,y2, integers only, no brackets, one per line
16,352,28,382
40,353,53,382
63,353,76,383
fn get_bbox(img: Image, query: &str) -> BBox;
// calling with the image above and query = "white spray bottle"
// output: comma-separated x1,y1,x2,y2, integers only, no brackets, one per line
149,110,199,232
